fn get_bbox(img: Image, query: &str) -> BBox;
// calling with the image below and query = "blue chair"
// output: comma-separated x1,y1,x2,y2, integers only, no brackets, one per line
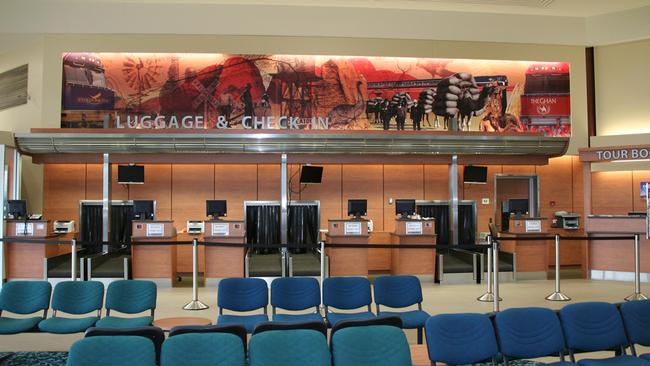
162,325,247,366
426,313,499,366
323,277,374,327
374,275,429,344
216,278,268,333
495,307,570,366
38,281,104,334
249,321,330,366
85,326,165,365
271,277,322,323
67,335,156,366
95,280,157,328
330,316,411,366
0,281,51,334
560,302,650,366
621,300,650,360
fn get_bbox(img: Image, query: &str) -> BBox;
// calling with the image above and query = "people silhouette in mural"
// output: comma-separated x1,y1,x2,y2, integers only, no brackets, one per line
241,83,255,126
411,101,423,131
380,99,391,130
395,100,407,130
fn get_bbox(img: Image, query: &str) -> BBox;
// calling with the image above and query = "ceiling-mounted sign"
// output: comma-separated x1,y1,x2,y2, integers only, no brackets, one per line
579,146,650,162
60,52,571,137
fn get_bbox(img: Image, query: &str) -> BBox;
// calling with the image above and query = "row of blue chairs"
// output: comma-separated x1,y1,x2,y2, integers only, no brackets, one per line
0,280,156,334
428,301,650,366
216,276,429,342
68,316,411,366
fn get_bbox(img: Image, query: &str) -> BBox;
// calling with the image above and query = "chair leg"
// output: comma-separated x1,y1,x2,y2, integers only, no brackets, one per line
417,327,423,344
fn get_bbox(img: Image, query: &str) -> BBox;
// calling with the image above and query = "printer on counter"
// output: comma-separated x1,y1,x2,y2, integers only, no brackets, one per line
53,220,75,233
552,211,580,230
186,220,205,234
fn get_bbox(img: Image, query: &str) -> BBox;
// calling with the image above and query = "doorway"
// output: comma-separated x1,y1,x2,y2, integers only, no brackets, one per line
494,175,540,232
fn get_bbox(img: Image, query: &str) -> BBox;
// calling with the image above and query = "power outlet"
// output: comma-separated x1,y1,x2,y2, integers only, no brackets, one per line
481,198,490,205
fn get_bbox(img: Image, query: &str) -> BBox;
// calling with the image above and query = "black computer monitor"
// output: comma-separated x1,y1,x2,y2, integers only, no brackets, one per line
395,199,416,217
207,200,227,218
133,200,155,220
299,166,323,184
6,200,27,219
117,165,145,184
508,199,529,215
463,166,488,184
347,199,367,218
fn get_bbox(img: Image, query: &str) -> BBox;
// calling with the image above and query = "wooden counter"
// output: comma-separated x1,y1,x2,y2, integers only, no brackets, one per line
390,219,436,276
131,225,181,285
586,215,649,276
326,219,369,276
204,220,245,280
499,217,550,278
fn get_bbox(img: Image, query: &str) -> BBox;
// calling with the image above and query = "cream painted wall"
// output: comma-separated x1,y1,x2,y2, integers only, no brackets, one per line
595,38,650,136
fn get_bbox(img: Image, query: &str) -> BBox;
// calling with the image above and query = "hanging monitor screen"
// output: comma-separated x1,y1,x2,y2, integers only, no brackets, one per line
464,166,488,184
299,166,323,184
118,165,144,184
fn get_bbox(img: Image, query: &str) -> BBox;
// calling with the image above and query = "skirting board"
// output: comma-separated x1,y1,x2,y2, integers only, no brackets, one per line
591,270,650,283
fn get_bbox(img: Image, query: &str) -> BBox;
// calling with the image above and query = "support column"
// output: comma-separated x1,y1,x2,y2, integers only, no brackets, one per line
280,154,288,276
449,155,459,246
12,150,21,200
0,145,6,286
102,153,111,253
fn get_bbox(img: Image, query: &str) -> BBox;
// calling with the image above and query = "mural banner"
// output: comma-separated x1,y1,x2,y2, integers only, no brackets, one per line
61,52,570,136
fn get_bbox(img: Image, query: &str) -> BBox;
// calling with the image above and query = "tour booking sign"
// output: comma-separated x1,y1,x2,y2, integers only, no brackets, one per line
60,52,571,137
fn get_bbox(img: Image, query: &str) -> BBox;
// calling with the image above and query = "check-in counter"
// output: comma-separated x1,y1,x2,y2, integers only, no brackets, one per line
499,217,549,279
4,219,75,279
390,219,436,276
131,220,178,286
204,219,245,283
325,219,369,276
586,215,649,280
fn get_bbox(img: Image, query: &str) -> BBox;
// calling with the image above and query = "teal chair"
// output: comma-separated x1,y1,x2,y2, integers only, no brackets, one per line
39,281,104,334
161,325,247,366
249,321,331,366
95,280,156,328
0,281,52,334
67,335,156,366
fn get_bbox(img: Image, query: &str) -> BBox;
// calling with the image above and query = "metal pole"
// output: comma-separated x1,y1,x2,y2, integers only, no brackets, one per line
280,154,289,276
12,150,21,200
184,238,209,310
71,239,77,281
493,238,500,312
478,235,501,302
546,234,571,301
625,234,647,301
448,155,459,247
0,144,6,288
320,240,325,311
101,153,111,254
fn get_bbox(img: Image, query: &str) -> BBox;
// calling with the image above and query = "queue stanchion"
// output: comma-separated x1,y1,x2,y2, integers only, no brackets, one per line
493,238,500,312
478,235,501,302
546,234,571,301
183,239,209,310
320,240,325,312
70,239,77,281
625,234,648,301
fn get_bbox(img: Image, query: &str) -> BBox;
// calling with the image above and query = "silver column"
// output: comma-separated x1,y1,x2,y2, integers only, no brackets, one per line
0,145,6,287
280,154,289,276
546,234,571,301
320,240,325,311
12,150,21,200
625,234,648,301
183,238,209,310
102,153,111,253
493,238,500,312
449,155,458,246
71,239,77,281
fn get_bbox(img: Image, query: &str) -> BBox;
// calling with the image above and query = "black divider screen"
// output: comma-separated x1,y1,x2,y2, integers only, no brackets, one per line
288,205,319,253
458,204,476,245
111,205,134,246
80,203,134,253
417,202,476,245
246,205,281,254
417,204,450,245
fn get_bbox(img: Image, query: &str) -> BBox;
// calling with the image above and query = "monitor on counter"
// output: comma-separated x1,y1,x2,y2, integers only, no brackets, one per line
207,200,227,218
508,199,529,215
395,199,416,217
299,165,323,184
6,200,27,219
133,200,155,220
118,165,144,184
347,199,367,218
463,166,488,184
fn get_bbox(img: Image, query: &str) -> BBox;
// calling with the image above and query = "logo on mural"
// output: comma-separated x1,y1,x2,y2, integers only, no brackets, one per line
60,52,571,136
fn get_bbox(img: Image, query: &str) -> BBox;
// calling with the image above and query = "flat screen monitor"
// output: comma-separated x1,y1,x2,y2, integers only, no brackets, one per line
133,200,155,220
207,200,227,218
347,199,367,218
6,200,27,219
508,199,529,215
395,199,416,217
299,166,323,184
118,165,144,184
463,166,488,184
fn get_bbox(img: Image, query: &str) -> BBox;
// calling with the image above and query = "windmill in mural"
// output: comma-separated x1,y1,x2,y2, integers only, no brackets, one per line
122,55,163,110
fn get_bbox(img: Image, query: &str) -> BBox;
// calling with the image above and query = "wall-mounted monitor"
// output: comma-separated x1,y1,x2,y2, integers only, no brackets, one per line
395,199,416,217
207,200,227,218
118,165,144,184
347,199,367,218
464,166,488,184
508,199,529,215
6,200,27,219
133,200,155,220
299,165,323,184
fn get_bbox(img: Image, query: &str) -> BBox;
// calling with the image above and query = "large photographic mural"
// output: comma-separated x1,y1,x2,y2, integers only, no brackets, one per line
61,52,570,136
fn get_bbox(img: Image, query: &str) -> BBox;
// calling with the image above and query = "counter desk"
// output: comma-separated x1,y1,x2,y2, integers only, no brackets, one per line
131,220,178,286
499,217,549,279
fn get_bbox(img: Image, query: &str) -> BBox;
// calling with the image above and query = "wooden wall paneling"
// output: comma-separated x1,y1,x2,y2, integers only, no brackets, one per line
591,171,633,215
341,165,384,231
172,164,214,272
257,164,280,201
128,164,173,220
424,165,449,200
43,164,86,224
215,164,258,220
85,164,129,201
368,232,392,271
502,165,536,175
462,165,501,234
495,178,531,230
571,156,585,213
299,165,342,230
383,165,424,233
632,171,650,212
537,157,573,216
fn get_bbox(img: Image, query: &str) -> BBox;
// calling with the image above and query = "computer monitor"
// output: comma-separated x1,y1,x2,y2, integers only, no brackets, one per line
133,200,155,220
347,199,367,218
508,199,529,215
395,199,416,217
463,166,488,184
207,200,227,218
117,165,144,184
299,165,323,184
6,200,27,219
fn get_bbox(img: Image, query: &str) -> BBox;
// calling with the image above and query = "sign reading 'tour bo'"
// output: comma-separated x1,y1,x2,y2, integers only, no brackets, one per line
579,146,650,162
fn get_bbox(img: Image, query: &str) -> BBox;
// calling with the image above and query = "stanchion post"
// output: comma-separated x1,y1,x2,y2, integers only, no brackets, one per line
70,239,77,281
183,239,209,310
546,234,571,301
625,234,648,301
478,235,501,302
492,238,500,312
320,241,325,312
